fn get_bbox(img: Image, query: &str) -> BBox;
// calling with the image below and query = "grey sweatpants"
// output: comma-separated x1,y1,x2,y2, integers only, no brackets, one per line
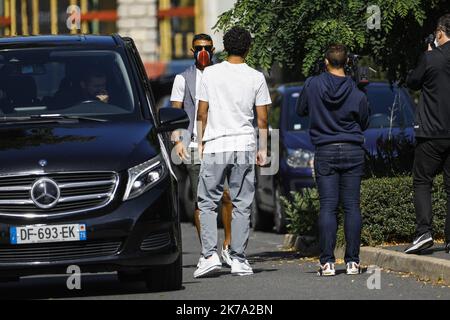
198,151,255,262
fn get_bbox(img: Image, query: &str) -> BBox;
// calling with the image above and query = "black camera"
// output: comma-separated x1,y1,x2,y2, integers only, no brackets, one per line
312,53,369,88
425,34,436,49
347,54,369,88
313,59,327,76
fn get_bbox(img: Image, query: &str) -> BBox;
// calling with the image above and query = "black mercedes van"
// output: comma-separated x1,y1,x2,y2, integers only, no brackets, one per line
0,35,188,291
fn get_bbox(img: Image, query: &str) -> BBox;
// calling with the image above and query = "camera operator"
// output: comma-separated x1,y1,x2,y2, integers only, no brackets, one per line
405,14,450,255
297,44,369,277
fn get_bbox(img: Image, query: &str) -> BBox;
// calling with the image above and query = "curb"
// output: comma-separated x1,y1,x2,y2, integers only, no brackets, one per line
282,235,450,284
360,246,450,284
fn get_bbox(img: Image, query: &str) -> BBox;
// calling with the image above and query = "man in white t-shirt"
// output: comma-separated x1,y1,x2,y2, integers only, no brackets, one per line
193,27,271,278
170,34,234,267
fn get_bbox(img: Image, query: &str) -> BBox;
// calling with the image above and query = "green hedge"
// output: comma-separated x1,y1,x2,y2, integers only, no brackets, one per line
360,175,446,246
282,176,447,246
281,189,319,237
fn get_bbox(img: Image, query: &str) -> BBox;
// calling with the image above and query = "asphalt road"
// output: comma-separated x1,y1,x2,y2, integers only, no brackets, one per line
1,223,450,300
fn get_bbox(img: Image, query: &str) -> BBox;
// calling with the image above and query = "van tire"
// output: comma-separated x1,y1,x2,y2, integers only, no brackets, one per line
144,255,183,292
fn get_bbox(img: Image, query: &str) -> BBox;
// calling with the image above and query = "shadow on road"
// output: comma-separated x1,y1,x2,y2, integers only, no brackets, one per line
0,274,185,300
247,251,303,263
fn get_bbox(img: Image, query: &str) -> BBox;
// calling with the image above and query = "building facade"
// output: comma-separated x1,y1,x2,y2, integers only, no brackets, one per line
0,0,236,77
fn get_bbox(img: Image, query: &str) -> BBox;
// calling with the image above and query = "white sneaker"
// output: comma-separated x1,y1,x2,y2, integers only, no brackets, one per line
231,258,253,276
318,262,336,276
221,246,233,267
196,256,205,268
194,252,222,278
346,262,361,275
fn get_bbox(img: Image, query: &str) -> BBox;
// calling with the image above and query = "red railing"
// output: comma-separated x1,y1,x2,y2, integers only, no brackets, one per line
0,17,11,27
157,7,195,18
0,10,117,27
81,10,118,22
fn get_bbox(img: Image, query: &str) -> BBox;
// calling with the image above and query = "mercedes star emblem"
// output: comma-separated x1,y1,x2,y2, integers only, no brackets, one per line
39,160,47,167
30,178,61,209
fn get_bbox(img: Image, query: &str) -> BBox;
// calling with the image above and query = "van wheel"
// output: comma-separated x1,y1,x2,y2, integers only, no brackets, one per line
251,198,273,231
274,185,287,234
144,255,183,292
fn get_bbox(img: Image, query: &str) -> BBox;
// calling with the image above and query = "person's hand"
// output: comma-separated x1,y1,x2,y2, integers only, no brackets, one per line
257,149,267,167
175,142,189,162
96,90,109,103
428,44,433,52
198,143,204,161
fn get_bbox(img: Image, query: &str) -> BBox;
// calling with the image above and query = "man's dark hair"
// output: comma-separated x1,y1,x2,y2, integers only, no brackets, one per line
192,33,213,45
437,14,450,38
325,44,348,69
223,27,252,57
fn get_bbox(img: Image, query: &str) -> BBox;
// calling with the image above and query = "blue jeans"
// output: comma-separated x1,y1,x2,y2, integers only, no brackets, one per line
314,143,365,265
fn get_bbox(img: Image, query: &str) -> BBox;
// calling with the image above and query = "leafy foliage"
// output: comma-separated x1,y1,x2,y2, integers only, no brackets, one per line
360,175,446,246
281,189,319,236
215,0,449,81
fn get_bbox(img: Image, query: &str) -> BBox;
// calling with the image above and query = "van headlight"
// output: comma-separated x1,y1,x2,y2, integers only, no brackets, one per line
123,155,167,201
287,149,314,169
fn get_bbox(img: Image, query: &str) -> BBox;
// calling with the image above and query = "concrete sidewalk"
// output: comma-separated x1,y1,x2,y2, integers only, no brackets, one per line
359,244,450,285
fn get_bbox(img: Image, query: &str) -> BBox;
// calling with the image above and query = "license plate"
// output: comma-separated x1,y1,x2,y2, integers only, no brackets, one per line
10,224,87,245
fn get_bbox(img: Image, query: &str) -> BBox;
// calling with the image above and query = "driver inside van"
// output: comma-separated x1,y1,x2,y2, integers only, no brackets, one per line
80,70,109,104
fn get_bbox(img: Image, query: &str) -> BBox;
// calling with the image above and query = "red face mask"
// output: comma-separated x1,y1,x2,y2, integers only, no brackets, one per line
195,50,212,69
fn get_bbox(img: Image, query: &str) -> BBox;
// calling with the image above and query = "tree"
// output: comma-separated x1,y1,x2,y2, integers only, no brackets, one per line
215,0,450,82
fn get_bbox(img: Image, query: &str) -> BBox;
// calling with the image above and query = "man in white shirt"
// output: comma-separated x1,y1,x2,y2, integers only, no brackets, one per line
194,27,271,278
170,34,234,267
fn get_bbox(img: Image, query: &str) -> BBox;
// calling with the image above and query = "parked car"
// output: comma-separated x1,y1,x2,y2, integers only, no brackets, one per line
253,82,416,233
0,35,189,291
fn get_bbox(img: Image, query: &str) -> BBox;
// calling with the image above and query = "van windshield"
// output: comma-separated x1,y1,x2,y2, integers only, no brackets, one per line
0,49,137,118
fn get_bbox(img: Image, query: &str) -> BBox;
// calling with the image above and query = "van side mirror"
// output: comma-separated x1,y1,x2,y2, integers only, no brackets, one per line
156,108,190,133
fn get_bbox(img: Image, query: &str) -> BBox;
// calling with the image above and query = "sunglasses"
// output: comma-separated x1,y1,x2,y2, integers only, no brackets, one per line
194,45,213,52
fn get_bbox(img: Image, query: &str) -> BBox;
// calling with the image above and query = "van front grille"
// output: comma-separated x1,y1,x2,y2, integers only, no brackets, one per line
140,233,171,251
0,172,119,217
0,240,122,263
